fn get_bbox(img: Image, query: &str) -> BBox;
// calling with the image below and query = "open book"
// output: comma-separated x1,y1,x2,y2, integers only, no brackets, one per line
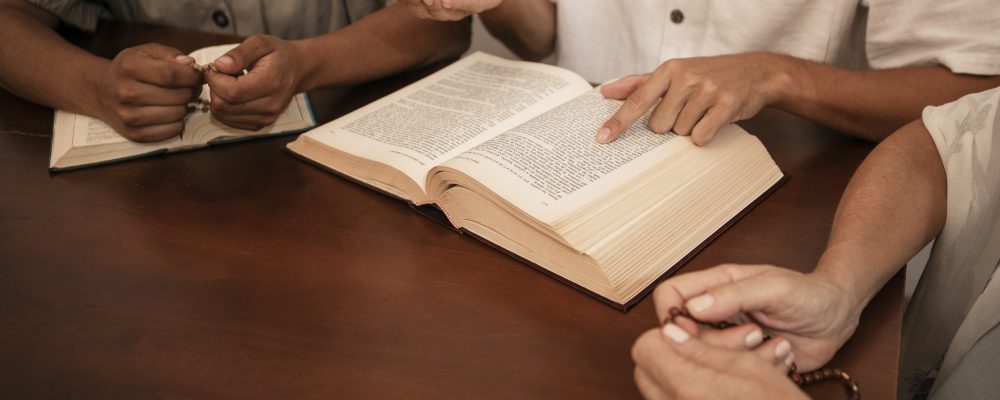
288,52,785,309
49,44,316,171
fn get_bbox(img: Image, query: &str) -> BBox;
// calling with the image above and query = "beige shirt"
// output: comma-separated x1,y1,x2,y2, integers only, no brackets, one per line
554,0,1000,83
903,87,1000,399
28,0,384,39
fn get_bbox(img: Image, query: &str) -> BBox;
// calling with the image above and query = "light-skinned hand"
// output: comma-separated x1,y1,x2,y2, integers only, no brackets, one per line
403,0,502,21
632,323,808,399
92,43,204,142
205,35,304,131
651,264,860,371
597,52,793,145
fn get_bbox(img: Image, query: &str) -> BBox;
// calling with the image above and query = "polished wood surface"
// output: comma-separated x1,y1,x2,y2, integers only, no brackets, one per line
0,24,900,399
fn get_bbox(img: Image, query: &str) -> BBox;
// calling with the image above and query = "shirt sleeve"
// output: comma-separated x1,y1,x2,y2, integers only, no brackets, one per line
25,0,110,31
922,86,1000,172
866,0,1000,75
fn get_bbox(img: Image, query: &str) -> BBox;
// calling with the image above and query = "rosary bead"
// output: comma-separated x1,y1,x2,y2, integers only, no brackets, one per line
666,306,860,399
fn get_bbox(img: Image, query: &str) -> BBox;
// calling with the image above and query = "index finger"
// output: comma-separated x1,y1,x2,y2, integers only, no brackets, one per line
130,56,204,88
652,264,768,323
205,66,274,104
130,44,204,88
595,69,670,143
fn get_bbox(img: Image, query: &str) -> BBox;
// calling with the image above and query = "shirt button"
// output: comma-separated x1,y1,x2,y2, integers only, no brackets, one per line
212,10,230,28
670,9,684,24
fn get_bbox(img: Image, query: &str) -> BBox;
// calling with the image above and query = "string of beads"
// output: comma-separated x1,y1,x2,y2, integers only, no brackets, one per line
667,307,860,400
186,63,214,113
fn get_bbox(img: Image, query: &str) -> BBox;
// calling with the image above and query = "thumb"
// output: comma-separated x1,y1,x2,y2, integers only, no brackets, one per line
661,322,742,370
213,36,274,75
685,273,792,322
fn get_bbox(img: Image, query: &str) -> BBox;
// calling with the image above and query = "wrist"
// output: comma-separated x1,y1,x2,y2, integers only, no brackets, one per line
811,252,871,318
79,58,112,120
290,38,321,92
764,52,812,110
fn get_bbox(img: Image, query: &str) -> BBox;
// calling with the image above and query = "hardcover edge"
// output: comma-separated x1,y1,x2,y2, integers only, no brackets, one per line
618,174,789,310
288,144,788,312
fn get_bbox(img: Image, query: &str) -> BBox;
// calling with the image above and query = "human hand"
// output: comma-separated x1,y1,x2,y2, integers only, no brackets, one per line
631,323,808,400
205,35,304,131
92,43,204,142
650,264,860,371
403,0,502,21
597,52,793,145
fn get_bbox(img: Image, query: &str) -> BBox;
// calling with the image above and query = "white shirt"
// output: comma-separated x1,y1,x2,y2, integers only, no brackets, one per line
555,0,1000,83
901,86,1000,399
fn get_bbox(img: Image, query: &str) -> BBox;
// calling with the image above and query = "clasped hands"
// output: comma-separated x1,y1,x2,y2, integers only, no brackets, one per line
631,264,861,399
93,35,303,142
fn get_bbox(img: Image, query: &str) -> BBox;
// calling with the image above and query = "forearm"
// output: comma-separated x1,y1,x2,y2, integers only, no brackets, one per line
0,0,107,116
813,120,946,315
293,3,470,91
773,54,1000,141
478,0,555,61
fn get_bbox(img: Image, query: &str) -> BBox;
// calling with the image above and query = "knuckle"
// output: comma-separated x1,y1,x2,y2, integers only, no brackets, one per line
212,86,236,103
630,340,643,363
721,263,743,278
701,80,718,95
127,129,157,143
626,93,646,110
648,115,668,134
669,59,693,77
681,72,702,88
606,117,626,133
659,59,680,75
716,93,737,108
260,115,278,126
264,100,287,115
117,108,140,127
117,56,139,76
115,85,137,103
159,66,179,84
245,35,267,47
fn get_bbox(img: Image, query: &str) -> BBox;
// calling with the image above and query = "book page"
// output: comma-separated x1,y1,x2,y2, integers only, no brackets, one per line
439,91,690,223
71,116,130,147
299,52,593,193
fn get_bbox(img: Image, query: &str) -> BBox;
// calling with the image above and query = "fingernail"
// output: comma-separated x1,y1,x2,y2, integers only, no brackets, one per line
422,0,433,5
596,127,612,143
662,323,689,344
744,329,763,348
774,340,791,360
686,294,714,313
784,352,795,367
216,56,234,66
175,55,194,63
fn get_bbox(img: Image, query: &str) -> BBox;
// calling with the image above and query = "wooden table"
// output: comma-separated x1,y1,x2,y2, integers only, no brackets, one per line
0,24,901,399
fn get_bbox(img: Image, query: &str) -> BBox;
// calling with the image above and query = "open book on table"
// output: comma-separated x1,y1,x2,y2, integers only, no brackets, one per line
288,52,785,309
49,44,316,171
